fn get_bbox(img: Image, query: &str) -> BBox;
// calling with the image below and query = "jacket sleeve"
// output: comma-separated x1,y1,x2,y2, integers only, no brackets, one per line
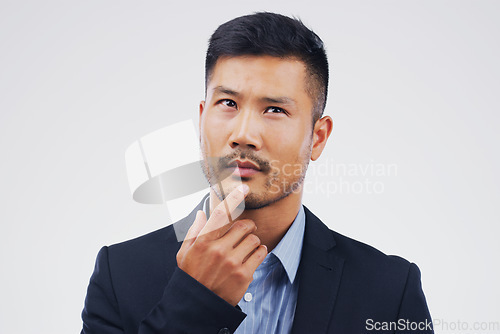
396,263,434,333
81,246,124,334
139,267,246,334
82,246,247,334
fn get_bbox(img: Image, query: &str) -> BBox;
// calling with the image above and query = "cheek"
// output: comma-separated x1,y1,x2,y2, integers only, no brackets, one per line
203,110,231,134
201,117,227,152
274,125,308,154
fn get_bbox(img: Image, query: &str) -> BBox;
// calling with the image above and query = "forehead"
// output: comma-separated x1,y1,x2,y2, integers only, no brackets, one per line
207,56,311,104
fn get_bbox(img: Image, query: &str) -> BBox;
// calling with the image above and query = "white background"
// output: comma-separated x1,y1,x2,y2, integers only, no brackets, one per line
1,1,499,333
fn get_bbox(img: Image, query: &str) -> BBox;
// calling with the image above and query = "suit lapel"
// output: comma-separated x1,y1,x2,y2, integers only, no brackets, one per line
291,206,345,334
171,193,209,243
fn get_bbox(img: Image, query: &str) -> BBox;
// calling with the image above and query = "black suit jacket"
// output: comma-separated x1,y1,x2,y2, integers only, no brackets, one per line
82,195,433,333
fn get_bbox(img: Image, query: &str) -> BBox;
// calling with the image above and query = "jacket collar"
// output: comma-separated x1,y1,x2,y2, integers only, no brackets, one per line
291,206,345,334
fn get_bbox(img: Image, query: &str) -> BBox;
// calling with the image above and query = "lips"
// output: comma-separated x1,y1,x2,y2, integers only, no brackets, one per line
234,160,260,170
227,159,261,177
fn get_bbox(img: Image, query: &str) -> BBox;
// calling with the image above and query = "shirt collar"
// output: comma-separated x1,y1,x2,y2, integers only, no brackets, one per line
202,195,210,217
269,204,305,284
203,195,305,284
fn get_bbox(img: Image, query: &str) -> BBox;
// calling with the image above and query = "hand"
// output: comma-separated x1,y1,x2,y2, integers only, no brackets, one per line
176,184,268,306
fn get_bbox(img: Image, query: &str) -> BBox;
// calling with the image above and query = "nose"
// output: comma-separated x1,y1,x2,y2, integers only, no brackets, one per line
227,110,262,151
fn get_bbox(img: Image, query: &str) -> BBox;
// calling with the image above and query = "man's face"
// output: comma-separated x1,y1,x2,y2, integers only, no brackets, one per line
200,55,315,209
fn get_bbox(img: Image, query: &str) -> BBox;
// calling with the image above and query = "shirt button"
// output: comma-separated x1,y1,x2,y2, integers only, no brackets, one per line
218,328,230,334
244,292,253,302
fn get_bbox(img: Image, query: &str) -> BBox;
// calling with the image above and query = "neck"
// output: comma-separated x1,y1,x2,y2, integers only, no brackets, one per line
209,186,303,252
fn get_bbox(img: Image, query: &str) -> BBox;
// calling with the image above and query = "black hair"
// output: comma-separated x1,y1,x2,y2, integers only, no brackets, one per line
205,12,329,123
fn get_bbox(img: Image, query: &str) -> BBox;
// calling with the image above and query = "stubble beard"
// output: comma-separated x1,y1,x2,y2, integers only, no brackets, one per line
200,136,312,210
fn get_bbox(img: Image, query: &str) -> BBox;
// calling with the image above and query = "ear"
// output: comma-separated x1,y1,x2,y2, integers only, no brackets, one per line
311,115,333,161
199,100,205,133
199,100,205,118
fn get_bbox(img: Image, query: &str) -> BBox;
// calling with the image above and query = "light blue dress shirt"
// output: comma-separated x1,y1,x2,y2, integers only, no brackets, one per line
203,197,306,334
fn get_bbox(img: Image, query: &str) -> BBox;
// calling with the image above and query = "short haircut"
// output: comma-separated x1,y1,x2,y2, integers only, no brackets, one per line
205,12,329,124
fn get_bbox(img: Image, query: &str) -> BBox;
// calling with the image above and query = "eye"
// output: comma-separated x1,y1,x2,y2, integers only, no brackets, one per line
219,99,237,109
264,106,287,115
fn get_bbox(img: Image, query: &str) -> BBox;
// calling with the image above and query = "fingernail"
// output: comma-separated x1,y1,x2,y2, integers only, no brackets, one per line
238,184,249,194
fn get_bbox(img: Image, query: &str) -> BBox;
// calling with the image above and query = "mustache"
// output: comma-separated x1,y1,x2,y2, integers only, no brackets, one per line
216,150,271,173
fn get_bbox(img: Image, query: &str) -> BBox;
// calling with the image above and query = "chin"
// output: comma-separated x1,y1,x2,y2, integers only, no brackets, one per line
242,191,292,210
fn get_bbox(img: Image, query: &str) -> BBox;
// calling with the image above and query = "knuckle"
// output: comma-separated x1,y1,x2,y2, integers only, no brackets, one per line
193,238,207,251
233,268,249,282
190,241,208,256
224,256,239,269
234,221,248,231
211,208,227,220
209,244,224,259
230,189,242,200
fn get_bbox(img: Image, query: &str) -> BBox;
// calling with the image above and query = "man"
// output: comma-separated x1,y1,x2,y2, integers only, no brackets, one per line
82,12,433,334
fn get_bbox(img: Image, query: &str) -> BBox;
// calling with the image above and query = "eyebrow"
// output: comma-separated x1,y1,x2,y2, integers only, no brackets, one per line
212,85,240,97
212,85,297,106
261,96,296,106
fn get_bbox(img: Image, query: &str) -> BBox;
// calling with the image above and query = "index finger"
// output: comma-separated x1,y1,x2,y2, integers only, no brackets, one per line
177,210,207,261
198,184,249,239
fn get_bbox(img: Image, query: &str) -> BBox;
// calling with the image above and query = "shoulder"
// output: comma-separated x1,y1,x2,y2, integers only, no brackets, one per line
106,194,206,260
330,229,413,279
302,206,432,324
108,224,176,254
102,201,203,274
99,225,180,279
303,205,414,282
